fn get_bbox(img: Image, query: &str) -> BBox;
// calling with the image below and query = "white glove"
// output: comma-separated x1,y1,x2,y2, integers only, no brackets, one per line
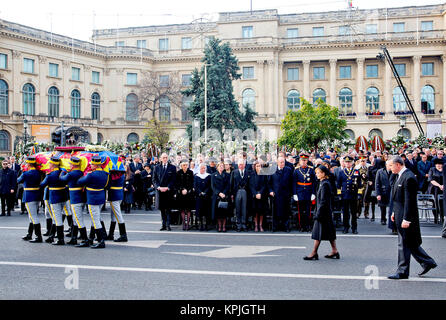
311,194,316,201
293,195,298,202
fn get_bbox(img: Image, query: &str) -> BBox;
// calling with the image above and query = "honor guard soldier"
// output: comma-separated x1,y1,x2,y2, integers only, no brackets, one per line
77,156,109,249
18,156,43,243
356,155,369,219
337,156,362,234
59,156,87,245
40,156,67,245
42,185,54,237
293,153,316,232
106,170,128,242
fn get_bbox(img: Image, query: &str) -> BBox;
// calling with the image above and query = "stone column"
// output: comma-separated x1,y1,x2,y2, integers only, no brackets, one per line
384,59,393,115
273,53,279,118
278,60,284,117
115,68,124,120
11,50,21,115
412,55,421,113
329,59,337,106
356,58,365,116
256,60,265,115
303,59,311,101
267,60,274,116
83,64,90,119
62,60,71,117
38,56,47,116
442,55,446,116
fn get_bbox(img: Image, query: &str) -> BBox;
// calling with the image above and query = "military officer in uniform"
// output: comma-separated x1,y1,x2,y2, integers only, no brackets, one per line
77,156,109,249
106,169,128,242
17,156,43,243
40,156,67,245
293,153,316,232
59,156,87,245
356,156,369,219
337,156,362,234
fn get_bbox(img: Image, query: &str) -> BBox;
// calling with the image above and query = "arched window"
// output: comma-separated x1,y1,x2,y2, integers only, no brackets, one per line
344,129,355,140
242,88,256,109
70,89,81,118
23,83,35,116
182,95,192,121
97,132,103,144
393,86,407,113
91,92,100,120
0,130,10,151
397,128,411,139
0,80,8,115
159,96,170,122
48,86,59,117
339,88,353,115
127,132,139,143
287,90,300,110
421,85,435,114
368,128,383,139
312,88,326,104
365,87,379,113
126,93,138,121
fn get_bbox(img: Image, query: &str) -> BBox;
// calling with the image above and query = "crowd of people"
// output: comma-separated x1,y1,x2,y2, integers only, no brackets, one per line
3,144,446,251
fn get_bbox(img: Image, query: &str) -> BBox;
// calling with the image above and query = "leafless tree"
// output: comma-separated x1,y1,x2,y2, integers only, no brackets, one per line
136,71,183,121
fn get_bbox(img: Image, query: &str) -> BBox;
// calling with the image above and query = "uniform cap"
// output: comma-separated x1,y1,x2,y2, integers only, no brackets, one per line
299,153,310,159
90,156,103,165
25,156,37,164
69,156,81,165
343,156,353,162
49,156,60,165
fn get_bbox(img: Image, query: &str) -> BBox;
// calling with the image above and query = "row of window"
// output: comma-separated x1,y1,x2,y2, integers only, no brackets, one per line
117,37,193,51
240,62,435,80
345,128,412,140
283,85,435,114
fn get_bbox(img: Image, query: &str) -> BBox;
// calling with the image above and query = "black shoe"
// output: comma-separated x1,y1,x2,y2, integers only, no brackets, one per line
67,237,77,245
324,252,340,259
29,237,43,243
52,239,65,245
160,226,167,231
442,235,446,238
75,240,90,248
418,264,437,276
370,218,375,222
381,220,386,225
342,228,349,234
91,228,106,249
352,229,358,234
388,273,408,280
22,235,32,241
43,219,52,236
167,226,172,231
20,211,26,215
114,235,128,242
303,254,319,261
45,236,54,243
0,213,4,216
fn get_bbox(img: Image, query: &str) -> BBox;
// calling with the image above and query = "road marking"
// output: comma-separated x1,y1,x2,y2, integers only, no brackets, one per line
0,226,442,238
0,260,445,283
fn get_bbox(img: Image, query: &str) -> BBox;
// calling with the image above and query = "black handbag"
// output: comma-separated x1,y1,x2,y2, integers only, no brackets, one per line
218,201,229,209
147,187,156,197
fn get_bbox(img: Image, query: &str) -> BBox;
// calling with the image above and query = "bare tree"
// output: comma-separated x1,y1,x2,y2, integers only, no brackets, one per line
136,71,183,121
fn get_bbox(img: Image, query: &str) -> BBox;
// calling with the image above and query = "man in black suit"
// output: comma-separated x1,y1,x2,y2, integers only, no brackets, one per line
9,156,20,208
130,155,144,209
230,159,251,232
404,151,418,179
153,153,177,231
0,160,17,216
269,157,293,232
388,156,437,280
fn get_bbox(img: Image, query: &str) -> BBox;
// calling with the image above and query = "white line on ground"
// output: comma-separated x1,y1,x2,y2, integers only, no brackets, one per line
0,226,442,238
0,261,444,283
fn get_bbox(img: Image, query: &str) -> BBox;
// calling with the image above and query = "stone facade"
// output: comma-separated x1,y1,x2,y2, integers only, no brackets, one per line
0,4,446,156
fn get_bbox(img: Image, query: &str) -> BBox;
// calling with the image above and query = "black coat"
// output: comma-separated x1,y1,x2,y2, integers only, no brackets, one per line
391,169,422,248
268,166,293,218
153,163,177,210
375,168,392,206
211,171,231,219
123,177,135,204
312,179,336,241
140,169,153,192
194,174,211,218
0,168,16,195
249,172,269,215
175,169,195,210
230,168,251,196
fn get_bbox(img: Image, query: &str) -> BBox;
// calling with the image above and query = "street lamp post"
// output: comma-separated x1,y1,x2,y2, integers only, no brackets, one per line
61,121,65,146
23,119,28,146
204,63,210,143
399,116,407,137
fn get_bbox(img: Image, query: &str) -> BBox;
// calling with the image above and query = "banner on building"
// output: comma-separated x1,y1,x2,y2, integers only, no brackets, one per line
426,120,442,139
31,125,51,143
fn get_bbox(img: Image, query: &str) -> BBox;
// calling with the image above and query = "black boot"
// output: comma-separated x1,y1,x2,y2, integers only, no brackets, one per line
200,217,204,231
43,218,52,236
106,221,116,240
45,224,56,243
114,223,128,242
88,226,96,244
22,223,34,240
67,226,79,245
65,215,73,234
29,224,43,243
75,228,90,247
52,226,65,245
91,228,105,249
100,221,108,239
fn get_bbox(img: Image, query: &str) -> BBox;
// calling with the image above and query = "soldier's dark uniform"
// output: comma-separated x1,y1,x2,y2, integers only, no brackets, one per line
337,156,362,234
106,172,128,242
293,153,316,232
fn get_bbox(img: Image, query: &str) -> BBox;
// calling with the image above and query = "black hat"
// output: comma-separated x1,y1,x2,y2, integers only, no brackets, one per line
322,160,331,167
49,156,60,165
91,155,103,165
343,156,353,162
433,158,443,165
69,156,81,166
25,156,37,164
299,153,310,159
316,164,330,176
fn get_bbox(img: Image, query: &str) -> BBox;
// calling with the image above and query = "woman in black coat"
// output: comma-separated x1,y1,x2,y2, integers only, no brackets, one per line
176,160,195,230
427,158,444,224
211,162,231,232
194,163,212,231
303,165,339,261
249,161,269,232
123,166,135,214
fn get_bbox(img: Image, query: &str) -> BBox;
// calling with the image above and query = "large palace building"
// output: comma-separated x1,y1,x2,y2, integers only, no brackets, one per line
1,3,446,156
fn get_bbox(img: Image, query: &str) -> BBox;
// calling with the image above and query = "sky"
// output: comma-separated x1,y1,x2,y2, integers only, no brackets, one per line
0,0,443,42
